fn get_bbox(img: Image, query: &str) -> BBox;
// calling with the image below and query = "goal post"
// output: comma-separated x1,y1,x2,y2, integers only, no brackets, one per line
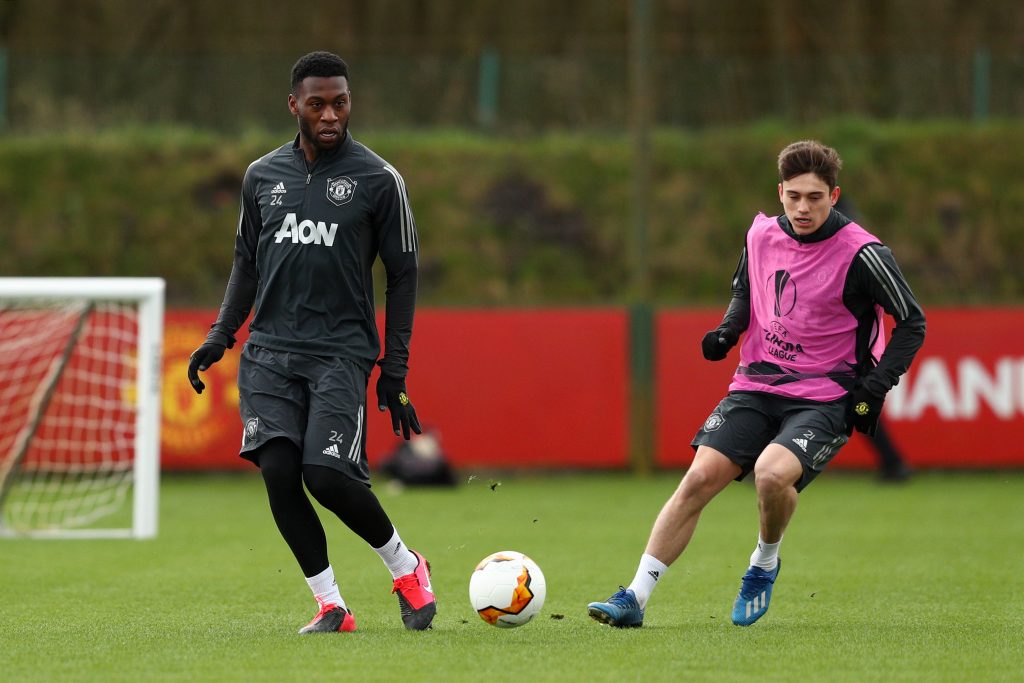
0,278,164,539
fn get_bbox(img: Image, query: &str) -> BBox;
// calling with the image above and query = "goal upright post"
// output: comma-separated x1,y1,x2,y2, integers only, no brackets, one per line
133,280,165,539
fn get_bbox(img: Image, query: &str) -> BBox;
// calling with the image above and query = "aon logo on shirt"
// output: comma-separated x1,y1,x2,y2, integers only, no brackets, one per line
273,213,339,247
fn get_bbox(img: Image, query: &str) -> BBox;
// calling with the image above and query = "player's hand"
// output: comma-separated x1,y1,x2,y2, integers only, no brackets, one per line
187,342,227,395
846,383,885,436
701,328,739,361
375,371,422,440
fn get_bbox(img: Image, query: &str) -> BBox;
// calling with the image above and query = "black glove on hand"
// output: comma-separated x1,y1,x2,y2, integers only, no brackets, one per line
187,330,234,395
701,328,739,361
847,383,885,436
376,371,422,440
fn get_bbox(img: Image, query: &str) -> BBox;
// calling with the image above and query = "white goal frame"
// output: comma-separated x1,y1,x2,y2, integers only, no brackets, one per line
0,277,164,539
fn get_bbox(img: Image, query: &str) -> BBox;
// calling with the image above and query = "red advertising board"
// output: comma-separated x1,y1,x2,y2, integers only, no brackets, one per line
160,309,629,470
655,308,1024,470
162,311,250,470
161,308,1023,471
880,309,1024,467
654,310,739,469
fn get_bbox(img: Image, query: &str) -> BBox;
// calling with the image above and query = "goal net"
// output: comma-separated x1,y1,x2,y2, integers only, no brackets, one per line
0,278,163,539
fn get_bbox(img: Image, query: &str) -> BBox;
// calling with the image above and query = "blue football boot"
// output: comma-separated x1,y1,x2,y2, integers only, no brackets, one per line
731,558,781,626
588,586,644,628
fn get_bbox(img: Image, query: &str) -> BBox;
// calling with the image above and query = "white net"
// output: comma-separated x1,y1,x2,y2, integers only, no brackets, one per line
0,299,140,534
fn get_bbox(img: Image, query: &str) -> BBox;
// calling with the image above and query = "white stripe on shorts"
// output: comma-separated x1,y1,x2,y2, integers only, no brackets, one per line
348,405,364,462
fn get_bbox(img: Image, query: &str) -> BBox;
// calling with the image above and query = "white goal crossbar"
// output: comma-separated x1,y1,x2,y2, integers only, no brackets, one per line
0,278,164,539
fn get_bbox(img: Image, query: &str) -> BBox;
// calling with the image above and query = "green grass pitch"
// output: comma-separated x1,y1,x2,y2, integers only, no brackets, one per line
3,471,1022,682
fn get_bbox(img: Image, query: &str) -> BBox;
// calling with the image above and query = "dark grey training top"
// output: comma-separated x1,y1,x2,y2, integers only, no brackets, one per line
209,132,418,378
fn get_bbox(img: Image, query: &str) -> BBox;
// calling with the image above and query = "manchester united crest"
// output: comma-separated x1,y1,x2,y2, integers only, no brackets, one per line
244,417,259,445
703,412,725,432
326,176,357,206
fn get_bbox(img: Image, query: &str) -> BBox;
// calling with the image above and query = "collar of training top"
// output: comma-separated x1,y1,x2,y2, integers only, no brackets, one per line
291,130,353,165
777,208,853,244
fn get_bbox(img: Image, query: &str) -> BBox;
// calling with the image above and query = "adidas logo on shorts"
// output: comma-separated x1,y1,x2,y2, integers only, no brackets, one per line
322,444,340,458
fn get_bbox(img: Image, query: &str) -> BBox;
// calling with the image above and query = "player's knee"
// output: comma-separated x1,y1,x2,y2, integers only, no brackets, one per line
753,467,792,496
301,466,333,504
677,466,717,501
301,464,361,508
256,438,303,490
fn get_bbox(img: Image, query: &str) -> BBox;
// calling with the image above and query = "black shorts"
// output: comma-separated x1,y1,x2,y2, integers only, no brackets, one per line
237,343,371,484
691,391,849,492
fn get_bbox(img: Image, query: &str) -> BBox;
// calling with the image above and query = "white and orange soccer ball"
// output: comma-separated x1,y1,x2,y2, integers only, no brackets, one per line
469,551,546,628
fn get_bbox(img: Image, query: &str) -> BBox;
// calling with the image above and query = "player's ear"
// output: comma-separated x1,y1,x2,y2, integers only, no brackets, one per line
287,93,299,117
777,182,784,202
831,186,841,206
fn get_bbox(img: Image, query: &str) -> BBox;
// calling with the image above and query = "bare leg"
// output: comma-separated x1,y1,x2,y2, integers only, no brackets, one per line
730,443,804,626
588,447,742,626
752,444,804,543
644,446,742,565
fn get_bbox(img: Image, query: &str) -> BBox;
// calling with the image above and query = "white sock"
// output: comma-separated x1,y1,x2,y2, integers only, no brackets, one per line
749,535,782,571
626,553,669,609
305,565,346,609
373,527,419,579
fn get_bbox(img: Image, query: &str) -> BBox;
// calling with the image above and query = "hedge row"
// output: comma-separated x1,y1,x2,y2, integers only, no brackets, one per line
2,120,1021,307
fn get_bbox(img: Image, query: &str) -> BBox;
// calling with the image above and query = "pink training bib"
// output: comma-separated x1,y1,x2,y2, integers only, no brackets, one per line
729,213,884,402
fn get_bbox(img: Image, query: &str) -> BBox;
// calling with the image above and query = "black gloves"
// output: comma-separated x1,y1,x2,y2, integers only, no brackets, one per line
847,383,885,436
701,328,739,361
187,329,235,395
376,370,422,440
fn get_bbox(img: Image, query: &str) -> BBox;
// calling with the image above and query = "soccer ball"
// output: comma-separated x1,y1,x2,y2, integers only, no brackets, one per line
469,551,546,628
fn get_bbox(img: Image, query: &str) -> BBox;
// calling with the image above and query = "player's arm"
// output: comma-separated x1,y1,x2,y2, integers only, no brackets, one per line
844,243,926,434
702,245,750,361
187,170,261,394
373,164,421,439
850,243,926,394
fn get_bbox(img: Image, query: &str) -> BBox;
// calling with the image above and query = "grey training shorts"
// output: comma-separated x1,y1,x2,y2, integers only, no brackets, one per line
691,391,849,492
237,343,371,484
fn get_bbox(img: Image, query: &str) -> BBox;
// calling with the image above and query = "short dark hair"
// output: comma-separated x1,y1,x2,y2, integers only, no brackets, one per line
290,51,350,91
777,140,843,190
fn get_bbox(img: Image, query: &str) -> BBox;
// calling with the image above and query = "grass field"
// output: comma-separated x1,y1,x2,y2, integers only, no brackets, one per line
3,471,1022,682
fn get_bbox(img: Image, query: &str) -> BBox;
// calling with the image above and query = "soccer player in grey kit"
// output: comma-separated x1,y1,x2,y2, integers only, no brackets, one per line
588,140,925,628
187,51,435,633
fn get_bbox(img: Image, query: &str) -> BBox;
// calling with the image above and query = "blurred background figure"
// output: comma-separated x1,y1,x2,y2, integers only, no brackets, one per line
379,426,456,488
869,420,912,482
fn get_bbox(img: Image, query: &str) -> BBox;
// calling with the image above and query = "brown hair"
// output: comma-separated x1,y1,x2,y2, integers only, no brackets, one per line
777,140,843,190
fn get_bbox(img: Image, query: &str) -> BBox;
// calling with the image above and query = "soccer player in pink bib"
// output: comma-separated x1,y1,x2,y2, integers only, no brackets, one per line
589,140,926,627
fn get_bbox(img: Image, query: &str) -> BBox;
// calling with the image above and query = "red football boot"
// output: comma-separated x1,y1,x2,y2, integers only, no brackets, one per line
298,598,357,634
391,550,436,630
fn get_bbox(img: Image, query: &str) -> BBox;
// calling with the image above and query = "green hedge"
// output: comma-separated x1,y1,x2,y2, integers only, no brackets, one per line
2,120,1021,306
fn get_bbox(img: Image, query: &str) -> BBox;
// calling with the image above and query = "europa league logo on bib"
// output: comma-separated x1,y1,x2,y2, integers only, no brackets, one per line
768,269,798,317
